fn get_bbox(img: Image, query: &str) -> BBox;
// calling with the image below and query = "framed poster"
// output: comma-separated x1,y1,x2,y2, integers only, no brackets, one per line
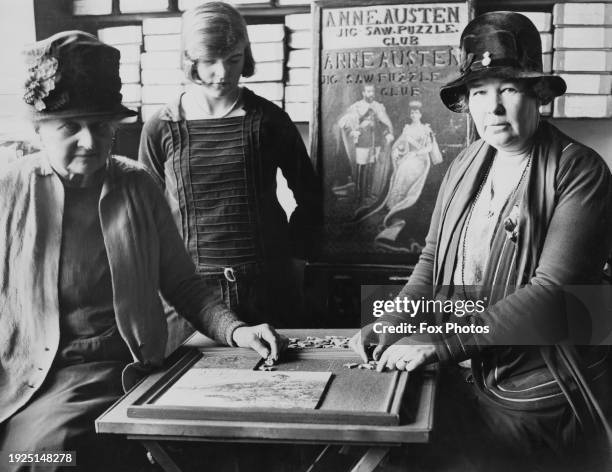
310,0,473,265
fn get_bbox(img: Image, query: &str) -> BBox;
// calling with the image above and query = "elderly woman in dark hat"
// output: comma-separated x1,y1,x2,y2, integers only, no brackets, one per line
352,12,612,470
0,31,285,471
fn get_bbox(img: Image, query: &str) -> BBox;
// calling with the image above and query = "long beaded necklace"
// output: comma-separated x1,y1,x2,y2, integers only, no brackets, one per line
460,151,532,297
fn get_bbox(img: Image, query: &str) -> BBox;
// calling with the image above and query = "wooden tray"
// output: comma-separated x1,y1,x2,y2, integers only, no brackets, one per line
127,347,408,426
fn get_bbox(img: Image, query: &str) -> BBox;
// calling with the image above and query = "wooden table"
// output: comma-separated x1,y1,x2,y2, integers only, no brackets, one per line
96,329,437,472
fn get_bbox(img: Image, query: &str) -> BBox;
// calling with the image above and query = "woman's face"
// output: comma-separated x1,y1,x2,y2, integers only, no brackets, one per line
195,43,245,98
37,117,116,185
467,78,539,153
410,108,422,122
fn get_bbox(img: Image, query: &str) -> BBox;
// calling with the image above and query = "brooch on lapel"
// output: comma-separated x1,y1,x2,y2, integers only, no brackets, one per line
503,204,520,243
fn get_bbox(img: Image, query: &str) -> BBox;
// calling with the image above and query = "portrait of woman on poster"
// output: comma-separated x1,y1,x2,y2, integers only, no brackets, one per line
139,2,322,333
357,100,443,252
352,11,612,471
0,30,285,472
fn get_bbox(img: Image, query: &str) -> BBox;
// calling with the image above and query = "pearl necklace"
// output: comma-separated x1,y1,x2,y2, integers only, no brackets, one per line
193,88,242,119
460,151,532,297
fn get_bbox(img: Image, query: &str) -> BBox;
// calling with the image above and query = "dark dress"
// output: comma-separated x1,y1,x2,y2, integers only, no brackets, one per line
139,89,322,332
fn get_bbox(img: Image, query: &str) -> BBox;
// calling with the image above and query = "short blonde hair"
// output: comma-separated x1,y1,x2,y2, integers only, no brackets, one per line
182,2,255,83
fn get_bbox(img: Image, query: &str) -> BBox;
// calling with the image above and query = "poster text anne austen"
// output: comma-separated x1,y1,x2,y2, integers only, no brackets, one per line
324,6,461,27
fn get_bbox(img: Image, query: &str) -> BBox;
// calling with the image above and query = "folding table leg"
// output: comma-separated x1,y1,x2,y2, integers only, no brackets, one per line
140,440,183,472
305,445,334,472
350,446,390,472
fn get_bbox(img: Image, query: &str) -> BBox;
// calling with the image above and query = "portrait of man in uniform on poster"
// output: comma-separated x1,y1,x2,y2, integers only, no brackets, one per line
334,84,394,209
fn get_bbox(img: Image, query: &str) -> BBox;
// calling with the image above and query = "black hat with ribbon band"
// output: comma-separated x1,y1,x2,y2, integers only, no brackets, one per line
440,11,566,113
22,30,137,121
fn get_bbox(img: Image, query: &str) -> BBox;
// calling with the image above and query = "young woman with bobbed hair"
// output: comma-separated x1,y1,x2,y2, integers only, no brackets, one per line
139,2,322,336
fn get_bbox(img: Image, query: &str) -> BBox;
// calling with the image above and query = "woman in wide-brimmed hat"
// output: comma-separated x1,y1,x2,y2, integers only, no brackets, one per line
352,11,612,470
0,30,286,472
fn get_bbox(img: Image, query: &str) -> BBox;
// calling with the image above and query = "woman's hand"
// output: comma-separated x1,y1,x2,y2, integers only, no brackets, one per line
349,329,369,363
348,321,397,363
232,324,288,361
376,342,437,372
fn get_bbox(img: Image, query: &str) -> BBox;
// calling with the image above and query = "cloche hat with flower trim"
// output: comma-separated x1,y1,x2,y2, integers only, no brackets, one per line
22,30,137,121
440,11,566,112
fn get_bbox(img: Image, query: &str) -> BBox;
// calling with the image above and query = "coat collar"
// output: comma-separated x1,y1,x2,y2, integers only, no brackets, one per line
434,139,493,286
35,152,120,201
157,86,258,122
34,152,55,176
434,121,567,287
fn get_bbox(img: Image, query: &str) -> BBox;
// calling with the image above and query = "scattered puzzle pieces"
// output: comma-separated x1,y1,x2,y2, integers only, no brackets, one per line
343,361,379,370
287,336,351,350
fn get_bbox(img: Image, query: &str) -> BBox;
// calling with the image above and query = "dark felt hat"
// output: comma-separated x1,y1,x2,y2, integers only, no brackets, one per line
22,30,137,121
440,11,566,112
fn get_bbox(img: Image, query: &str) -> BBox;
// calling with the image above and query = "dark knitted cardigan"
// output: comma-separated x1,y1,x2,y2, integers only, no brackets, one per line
384,122,612,424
